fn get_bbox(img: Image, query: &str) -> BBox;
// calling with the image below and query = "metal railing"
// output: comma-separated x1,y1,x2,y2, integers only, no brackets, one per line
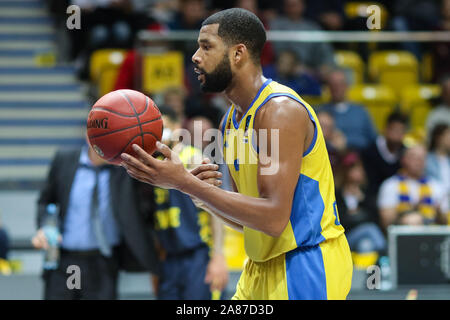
138,30,450,43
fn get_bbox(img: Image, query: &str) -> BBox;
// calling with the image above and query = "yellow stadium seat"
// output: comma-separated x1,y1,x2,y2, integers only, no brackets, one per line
334,50,365,84
400,84,441,131
302,86,331,110
421,52,434,83
223,226,247,272
90,49,127,96
368,51,419,97
142,51,184,95
348,84,398,132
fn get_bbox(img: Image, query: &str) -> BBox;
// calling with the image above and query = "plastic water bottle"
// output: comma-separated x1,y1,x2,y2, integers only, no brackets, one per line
379,256,392,290
43,204,60,270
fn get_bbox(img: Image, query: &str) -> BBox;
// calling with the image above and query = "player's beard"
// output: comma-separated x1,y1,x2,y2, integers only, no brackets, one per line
199,53,232,93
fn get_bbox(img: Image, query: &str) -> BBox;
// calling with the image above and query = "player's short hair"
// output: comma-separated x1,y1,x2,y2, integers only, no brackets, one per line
202,8,266,64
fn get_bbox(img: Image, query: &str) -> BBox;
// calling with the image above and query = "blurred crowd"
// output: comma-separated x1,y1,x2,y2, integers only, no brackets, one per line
43,0,450,80
24,0,448,282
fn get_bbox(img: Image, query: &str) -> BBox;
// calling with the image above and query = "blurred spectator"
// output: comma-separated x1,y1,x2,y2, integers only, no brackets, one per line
426,123,450,207
163,87,188,124
304,0,345,31
335,152,386,254
426,75,450,134
377,144,449,231
270,0,336,77
317,110,347,171
167,0,206,30
234,0,275,66
70,0,134,77
152,108,228,300
263,50,322,96
168,0,208,65
33,143,159,299
114,49,141,91
71,0,162,79
0,221,10,275
112,23,166,91
362,112,408,196
0,224,9,261
320,69,378,151
390,0,440,59
184,115,215,151
432,0,450,82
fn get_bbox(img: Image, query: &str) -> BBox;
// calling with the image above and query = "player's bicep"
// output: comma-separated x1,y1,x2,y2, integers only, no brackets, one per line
255,98,310,209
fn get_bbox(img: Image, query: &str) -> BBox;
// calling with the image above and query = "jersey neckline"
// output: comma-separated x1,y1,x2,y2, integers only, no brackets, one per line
231,78,273,129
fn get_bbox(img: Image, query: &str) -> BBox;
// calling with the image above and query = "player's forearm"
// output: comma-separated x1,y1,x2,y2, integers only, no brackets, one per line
181,177,288,237
204,204,243,232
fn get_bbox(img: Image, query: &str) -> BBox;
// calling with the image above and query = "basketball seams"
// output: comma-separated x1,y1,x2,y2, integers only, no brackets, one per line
119,91,146,150
92,96,150,117
104,132,159,162
88,116,162,140
87,90,162,165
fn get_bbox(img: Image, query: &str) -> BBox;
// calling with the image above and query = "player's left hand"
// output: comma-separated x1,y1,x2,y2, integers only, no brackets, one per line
121,142,219,191
205,252,229,292
120,142,190,190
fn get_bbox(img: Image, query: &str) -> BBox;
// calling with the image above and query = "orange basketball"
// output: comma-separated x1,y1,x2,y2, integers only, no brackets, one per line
87,89,163,165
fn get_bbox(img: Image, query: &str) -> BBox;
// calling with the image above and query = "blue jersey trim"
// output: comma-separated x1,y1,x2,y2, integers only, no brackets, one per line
231,78,272,129
286,245,327,300
290,174,326,247
250,92,318,157
221,107,231,139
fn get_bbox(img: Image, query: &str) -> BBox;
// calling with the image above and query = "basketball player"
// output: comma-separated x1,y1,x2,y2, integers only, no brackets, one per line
121,8,353,299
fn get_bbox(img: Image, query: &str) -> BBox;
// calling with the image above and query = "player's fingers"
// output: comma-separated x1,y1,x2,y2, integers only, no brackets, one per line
130,144,159,167
197,170,222,181
121,152,154,173
203,178,222,187
126,166,155,185
190,164,219,176
155,141,172,160
121,161,143,177
122,162,155,184
202,158,211,164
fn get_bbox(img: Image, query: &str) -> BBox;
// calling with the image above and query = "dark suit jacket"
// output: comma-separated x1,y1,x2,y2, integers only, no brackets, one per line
37,148,159,274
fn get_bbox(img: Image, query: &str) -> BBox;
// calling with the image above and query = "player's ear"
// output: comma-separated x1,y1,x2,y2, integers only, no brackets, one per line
233,44,247,65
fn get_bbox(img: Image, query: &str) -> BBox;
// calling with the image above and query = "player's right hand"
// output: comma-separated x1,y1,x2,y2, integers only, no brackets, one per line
190,158,222,187
31,229,62,250
190,158,222,209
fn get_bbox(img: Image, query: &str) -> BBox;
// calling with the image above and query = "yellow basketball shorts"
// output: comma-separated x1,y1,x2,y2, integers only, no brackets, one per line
232,233,353,300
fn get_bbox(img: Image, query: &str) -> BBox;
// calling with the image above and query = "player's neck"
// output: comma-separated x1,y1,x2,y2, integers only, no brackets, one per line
225,69,266,118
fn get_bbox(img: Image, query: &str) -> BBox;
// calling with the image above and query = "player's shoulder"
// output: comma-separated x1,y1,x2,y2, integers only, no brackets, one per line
255,96,309,128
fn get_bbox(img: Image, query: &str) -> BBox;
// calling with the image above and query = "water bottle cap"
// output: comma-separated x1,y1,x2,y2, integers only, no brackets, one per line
47,204,57,215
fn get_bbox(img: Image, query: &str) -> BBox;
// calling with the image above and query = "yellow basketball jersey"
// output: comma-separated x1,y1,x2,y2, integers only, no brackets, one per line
222,79,345,262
